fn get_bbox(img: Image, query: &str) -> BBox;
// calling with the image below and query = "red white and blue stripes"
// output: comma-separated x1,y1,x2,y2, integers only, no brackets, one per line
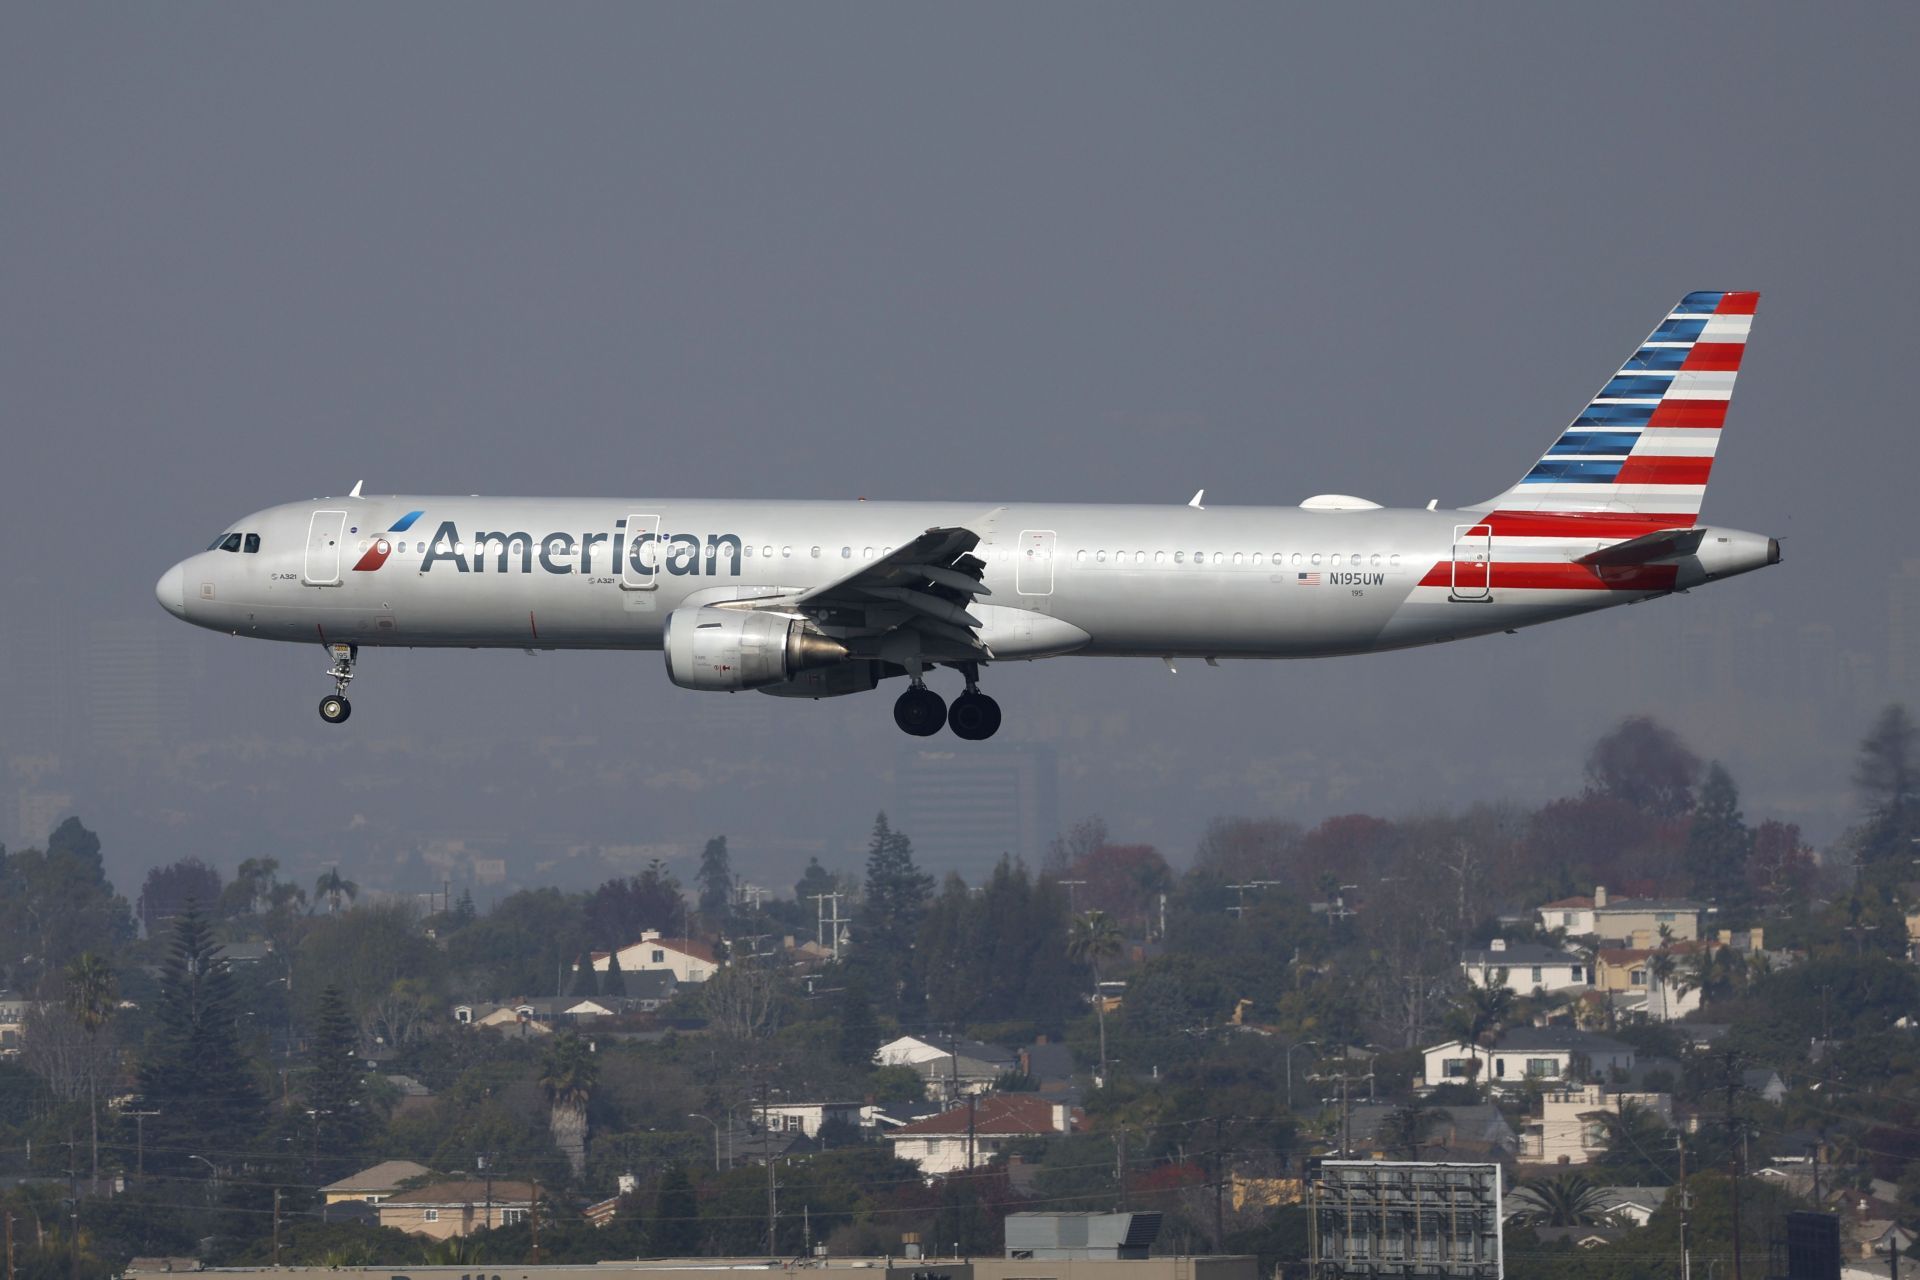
1489,291,1757,519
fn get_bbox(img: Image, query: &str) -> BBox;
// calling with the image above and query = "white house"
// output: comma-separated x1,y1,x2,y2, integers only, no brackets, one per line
757,1100,862,1138
591,930,720,984
1520,1085,1674,1164
1594,1186,1670,1228
874,1034,958,1066
885,1094,1076,1175
1460,940,1590,995
1423,1028,1635,1091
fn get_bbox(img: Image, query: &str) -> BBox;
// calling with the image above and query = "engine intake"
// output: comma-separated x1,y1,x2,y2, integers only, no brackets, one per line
663,607,849,692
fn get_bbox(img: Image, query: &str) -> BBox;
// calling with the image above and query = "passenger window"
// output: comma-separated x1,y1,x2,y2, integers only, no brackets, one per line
1212,552,1224,565
1390,553,1402,567
1370,554,1382,567
1193,551,1203,564
219,533,242,553
1311,553,1323,566
1331,554,1342,566
744,546,753,558
842,547,852,558
812,546,821,558
782,546,792,558
1291,553,1303,566
1075,550,1087,563
1095,551,1107,563
244,533,261,554
1251,553,1263,565
862,547,874,559
1174,551,1185,564
1135,551,1146,564
1232,552,1244,565
1349,551,1360,564
1155,551,1166,564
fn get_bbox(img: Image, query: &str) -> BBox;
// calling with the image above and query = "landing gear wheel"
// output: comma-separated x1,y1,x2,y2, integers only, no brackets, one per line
893,685,947,737
948,691,1002,740
319,695,352,724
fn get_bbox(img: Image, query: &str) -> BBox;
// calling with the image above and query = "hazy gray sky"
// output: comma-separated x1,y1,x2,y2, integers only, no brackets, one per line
5,6,1917,894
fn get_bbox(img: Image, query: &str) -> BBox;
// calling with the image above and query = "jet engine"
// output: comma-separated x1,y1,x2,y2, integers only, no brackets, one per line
663,606,849,692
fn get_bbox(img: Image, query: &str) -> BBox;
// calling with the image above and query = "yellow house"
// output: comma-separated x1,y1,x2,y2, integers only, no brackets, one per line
377,1179,538,1239
320,1159,432,1206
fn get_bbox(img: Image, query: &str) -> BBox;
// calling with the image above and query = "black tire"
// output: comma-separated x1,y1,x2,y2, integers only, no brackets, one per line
948,691,1002,740
892,686,946,737
319,695,352,724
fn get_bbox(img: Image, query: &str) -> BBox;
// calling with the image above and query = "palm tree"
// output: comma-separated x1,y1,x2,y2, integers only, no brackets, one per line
1595,1098,1674,1182
539,1032,598,1178
64,952,116,1190
314,868,358,914
1067,910,1124,1086
1448,980,1514,1097
1506,1172,1612,1226
1647,925,1679,1020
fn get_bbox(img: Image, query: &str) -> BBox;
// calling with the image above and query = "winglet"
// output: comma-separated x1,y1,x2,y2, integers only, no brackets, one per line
1188,489,1205,509
348,480,364,498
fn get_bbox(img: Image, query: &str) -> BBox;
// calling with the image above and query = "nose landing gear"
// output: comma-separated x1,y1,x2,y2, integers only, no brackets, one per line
318,643,356,724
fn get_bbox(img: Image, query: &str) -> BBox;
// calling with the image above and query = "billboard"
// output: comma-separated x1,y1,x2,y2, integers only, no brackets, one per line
1307,1161,1503,1279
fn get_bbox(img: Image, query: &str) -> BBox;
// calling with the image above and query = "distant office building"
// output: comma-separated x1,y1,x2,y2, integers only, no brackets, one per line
896,744,1057,881
82,620,189,753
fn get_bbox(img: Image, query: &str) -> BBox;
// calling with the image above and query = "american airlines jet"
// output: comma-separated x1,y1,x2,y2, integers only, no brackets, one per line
156,292,1778,740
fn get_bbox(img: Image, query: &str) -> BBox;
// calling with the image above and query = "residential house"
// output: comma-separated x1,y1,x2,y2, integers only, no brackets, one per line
1592,940,1718,1021
376,1179,537,1239
0,991,25,1055
1018,1039,1083,1105
452,1002,552,1035
887,1094,1078,1175
1459,940,1590,996
1535,885,1708,944
1533,1225,1628,1250
876,1035,1018,1100
1519,1085,1674,1165
320,1160,432,1207
875,1034,971,1066
591,930,719,984
1343,1103,1520,1163
608,970,680,1011
1742,1068,1788,1106
1595,1186,1670,1227
1423,1028,1635,1091
757,1100,862,1139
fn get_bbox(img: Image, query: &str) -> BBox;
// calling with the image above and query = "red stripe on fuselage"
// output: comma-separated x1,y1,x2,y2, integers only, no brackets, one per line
1417,561,1679,591
1479,511,1698,537
1615,455,1714,485
352,541,392,572
1716,292,1760,314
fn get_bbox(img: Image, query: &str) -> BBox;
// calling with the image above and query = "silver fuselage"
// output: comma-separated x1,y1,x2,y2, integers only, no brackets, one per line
156,495,1777,662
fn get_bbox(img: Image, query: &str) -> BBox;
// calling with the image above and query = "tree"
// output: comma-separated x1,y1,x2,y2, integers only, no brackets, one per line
568,949,600,998
1746,820,1815,909
1046,816,1109,875
857,813,933,1001
646,1164,700,1256
0,817,135,988
1447,982,1514,1096
835,976,878,1068
1853,704,1920,865
218,856,281,918
63,952,116,1189
1379,1104,1451,1162
696,836,733,921
540,1033,598,1180
1067,910,1123,1085
1506,1172,1612,1226
1586,716,1701,818
1685,762,1751,905
306,984,367,1178
313,867,359,914
137,904,265,1174
602,950,627,998
1646,927,1681,1022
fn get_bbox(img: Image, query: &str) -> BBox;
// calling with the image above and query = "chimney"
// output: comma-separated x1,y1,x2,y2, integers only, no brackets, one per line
1490,938,1507,952
1594,885,1608,908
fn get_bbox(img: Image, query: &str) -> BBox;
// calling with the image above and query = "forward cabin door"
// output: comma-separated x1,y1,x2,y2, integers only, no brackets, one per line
303,510,347,586
622,513,661,590
1450,523,1493,601
1015,529,1056,596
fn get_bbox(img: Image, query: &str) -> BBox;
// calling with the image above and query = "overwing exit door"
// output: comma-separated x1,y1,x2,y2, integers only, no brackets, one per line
1015,529,1056,596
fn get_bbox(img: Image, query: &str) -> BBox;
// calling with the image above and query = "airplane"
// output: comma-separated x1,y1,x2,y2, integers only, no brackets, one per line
156,291,1778,740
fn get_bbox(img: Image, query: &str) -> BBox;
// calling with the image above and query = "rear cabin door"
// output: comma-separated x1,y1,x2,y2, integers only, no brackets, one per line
1450,523,1493,601
303,510,347,586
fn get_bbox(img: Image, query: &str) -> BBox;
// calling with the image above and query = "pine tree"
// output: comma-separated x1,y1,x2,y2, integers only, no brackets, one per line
1854,704,1920,865
1685,762,1752,906
646,1164,701,1256
604,948,628,997
569,949,601,998
451,887,478,928
835,975,878,1068
696,836,733,921
860,813,932,964
137,903,264,1174
307,984,367,1178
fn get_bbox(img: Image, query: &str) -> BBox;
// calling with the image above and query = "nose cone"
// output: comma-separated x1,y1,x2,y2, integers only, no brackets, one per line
155,562,187,618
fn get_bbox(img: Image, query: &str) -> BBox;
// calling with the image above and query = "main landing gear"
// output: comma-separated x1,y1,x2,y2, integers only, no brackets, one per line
891,663,1001,740
318,643,356,724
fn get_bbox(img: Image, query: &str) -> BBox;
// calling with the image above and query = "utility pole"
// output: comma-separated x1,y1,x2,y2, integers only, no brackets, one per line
967,1094,977,1171
766,1156,779,1257
1677,1132,1691,1280
530,1179,541,1263
66,1134,78,1280
809,893,847,961
1722,1051,1744,1280
272,1189,282,1266
6,1209,16,1280
1212,1117,1227,1252
481,1151,495,1231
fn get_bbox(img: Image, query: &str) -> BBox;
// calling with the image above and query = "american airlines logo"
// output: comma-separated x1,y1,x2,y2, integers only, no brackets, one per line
353,517,744,578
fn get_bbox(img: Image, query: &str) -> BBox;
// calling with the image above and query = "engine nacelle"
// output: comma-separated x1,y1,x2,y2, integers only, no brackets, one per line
663,607,850,692
757,660,885,699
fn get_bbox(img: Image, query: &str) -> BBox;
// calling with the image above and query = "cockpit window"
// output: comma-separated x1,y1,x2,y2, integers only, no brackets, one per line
244,533,261,554
209,534,229,550
218,533,243,553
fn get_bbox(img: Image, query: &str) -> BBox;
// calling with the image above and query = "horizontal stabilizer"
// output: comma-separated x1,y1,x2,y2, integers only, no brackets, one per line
1578,527,1705,567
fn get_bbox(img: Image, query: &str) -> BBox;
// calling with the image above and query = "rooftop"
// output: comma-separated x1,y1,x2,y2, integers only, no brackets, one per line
888,1093,1071,1138
1460,944,1583,966
382,1178,537,1206
320,1160,432,1195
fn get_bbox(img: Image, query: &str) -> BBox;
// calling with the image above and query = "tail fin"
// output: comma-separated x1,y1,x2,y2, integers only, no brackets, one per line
1472,291,1758,521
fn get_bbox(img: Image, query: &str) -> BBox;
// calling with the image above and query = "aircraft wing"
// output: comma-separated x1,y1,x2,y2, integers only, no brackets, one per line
786,525,993,658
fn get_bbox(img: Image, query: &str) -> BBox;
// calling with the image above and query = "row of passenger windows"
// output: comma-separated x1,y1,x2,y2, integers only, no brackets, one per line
368,539,1401,570
208,532,262,554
